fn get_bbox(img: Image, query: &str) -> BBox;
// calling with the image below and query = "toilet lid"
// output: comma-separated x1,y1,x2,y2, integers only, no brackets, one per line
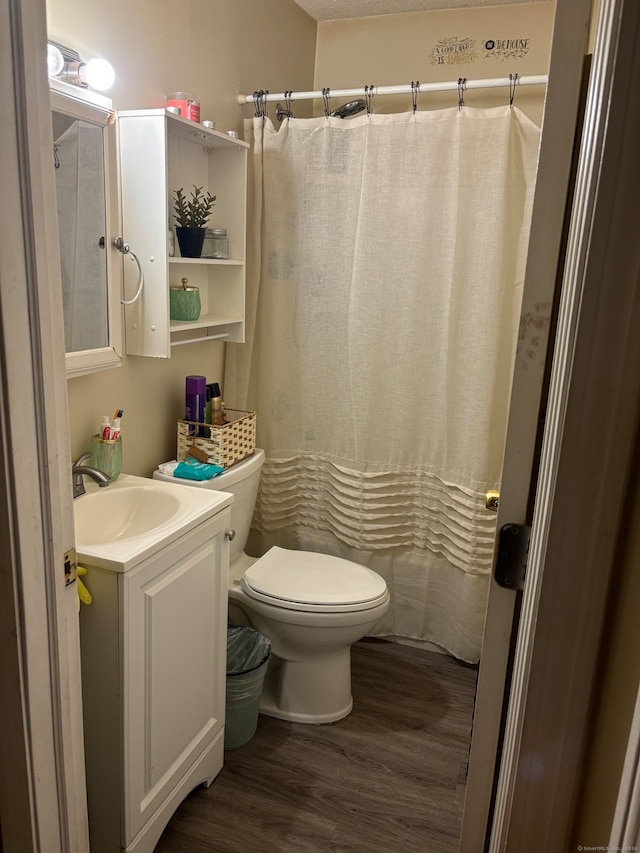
242,546,388,609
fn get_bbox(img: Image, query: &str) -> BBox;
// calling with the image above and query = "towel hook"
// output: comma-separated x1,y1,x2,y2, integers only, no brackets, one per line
509,73,519,107
322,87,331,118
364,84,375,115
457,77,467,111
114,237,145,305
411,80,420,113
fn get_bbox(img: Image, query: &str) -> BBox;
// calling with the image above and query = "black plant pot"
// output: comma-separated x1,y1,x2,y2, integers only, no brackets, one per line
176,226,206,258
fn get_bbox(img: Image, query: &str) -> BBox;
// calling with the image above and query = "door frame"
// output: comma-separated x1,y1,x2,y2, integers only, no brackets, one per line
0,0,88,850
3,0,639,849
463,0,640,847
489,0,640,846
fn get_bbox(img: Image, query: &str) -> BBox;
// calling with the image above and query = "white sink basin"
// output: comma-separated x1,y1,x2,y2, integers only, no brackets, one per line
74,485,182,545
74,473,233,571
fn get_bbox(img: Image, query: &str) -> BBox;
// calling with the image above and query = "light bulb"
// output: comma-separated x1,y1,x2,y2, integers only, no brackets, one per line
80,58,115,91
47,43,64,77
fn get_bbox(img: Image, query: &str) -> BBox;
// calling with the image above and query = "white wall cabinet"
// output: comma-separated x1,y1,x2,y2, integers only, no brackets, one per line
50,81,124,377
118,110,248,357
79,507,230,853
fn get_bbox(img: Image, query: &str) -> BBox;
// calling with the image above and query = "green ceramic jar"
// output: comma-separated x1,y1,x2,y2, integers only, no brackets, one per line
170,278,201,321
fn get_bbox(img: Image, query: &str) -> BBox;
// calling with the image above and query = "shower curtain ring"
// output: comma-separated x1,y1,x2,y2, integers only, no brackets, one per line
262,90,270,118
364,84,375,115
457,77,467,111
285,90,294,117
509,73,519,107
253,91,262,118
411,80,420,113
322,87,331,118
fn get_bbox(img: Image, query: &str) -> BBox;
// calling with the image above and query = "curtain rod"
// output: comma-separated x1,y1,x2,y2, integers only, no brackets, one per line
237,75,548,105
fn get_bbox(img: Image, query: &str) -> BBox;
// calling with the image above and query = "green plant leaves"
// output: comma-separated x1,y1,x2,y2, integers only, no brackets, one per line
172,185,217,228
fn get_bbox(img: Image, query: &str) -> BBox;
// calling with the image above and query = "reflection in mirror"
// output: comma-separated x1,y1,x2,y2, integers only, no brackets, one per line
50,80,122,378
52,110,108,352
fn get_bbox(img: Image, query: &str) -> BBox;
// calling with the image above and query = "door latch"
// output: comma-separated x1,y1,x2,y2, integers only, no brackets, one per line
494,523,531,590
486,490,500,512
64,547,77,586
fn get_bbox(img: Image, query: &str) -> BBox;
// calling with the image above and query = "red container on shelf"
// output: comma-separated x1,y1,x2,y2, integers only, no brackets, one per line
165,92,200,122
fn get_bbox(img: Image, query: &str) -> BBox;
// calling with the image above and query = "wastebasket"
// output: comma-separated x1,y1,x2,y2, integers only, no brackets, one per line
225,625,271,749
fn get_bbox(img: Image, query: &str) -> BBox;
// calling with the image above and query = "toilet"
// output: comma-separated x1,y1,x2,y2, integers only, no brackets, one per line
153,449,389,724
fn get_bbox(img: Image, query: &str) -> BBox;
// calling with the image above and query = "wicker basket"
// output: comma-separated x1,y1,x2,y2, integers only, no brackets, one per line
177,409,256,469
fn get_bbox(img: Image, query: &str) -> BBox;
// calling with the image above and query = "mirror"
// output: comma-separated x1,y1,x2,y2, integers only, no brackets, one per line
50,80,122,377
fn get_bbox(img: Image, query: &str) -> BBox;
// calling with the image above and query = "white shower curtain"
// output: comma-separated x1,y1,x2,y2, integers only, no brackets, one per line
226,107,540,662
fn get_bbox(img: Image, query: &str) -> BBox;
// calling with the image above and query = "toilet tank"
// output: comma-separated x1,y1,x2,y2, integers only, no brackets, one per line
153,448,264,563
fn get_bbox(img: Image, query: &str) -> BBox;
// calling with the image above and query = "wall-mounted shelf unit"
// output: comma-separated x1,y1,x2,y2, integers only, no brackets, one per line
118,109,249,357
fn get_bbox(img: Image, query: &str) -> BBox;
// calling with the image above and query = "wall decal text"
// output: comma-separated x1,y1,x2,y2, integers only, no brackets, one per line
483,38,532,61
429,37,478,66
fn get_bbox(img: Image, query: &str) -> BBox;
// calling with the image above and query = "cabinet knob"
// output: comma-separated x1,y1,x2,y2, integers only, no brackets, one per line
226,529,236,541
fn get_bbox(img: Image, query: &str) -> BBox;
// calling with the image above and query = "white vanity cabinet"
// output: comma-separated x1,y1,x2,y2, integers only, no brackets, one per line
79,506,231,853
118,109,249,357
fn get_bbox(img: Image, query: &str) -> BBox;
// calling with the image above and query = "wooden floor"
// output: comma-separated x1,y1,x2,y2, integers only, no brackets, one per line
155,639,477,853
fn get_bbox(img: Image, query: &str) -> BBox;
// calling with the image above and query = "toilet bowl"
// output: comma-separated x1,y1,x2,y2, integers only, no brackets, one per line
229,545,389,723
153,449,390,723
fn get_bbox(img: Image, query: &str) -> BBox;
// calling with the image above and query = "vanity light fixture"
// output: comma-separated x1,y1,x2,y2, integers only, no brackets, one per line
47,43,64,77
47,40,115,92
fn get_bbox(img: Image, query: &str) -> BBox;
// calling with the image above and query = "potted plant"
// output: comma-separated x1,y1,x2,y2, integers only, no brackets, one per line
172,185,216,258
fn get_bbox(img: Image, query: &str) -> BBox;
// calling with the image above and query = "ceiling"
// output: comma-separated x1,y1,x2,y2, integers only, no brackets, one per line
294,0,550,21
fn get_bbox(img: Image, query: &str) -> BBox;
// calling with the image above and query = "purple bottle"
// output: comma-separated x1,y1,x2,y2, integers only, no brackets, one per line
185,375,206,436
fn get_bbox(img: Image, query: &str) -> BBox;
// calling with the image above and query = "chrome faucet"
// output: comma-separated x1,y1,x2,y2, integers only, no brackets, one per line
72,452,111,498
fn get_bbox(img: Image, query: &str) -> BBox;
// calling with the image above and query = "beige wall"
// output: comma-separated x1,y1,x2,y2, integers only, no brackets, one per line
314,3,555,125
46,0,316,476
572,433,640,845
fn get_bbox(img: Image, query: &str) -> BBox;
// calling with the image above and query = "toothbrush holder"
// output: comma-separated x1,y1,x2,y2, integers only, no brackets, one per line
90,434,122,481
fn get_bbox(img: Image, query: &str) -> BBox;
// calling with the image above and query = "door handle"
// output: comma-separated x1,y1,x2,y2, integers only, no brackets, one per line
486,490,500,512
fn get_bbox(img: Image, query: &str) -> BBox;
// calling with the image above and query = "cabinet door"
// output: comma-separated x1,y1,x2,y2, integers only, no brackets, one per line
122,512,229,843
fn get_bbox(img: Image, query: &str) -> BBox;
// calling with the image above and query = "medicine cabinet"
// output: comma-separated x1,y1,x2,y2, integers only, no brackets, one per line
50,79,123,378
118,110,249,358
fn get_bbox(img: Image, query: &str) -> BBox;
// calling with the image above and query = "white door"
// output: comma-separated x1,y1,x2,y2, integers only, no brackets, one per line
0,1,89,851
462,0,640,847
460,0,593,842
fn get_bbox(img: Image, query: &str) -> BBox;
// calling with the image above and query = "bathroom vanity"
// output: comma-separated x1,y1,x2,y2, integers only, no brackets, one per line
75,475,232,853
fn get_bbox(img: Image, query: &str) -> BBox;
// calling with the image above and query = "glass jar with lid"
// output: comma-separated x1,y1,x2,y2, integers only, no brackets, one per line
201,227,229,259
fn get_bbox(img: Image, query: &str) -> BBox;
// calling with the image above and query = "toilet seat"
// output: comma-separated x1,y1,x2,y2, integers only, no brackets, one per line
241,546,389,613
